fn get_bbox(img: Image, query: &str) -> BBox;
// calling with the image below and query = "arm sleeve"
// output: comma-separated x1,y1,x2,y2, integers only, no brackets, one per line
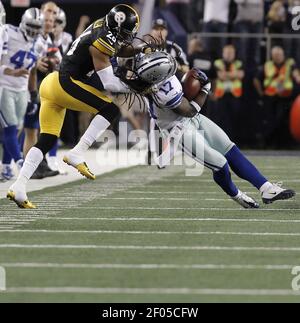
97,65,130,93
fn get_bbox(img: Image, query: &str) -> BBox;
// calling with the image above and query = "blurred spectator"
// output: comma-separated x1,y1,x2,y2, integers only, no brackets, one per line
188,0,204,32
233,0,264,69
254,46,300,147
149,18,190,79
188,36,215,79
213,44,244,142
267,0,287,47
75,15,90,39
203,0,230,60
165,0,190,32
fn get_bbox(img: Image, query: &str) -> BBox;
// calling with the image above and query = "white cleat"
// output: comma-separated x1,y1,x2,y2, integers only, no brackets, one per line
262,182,296,204
232,190,260,209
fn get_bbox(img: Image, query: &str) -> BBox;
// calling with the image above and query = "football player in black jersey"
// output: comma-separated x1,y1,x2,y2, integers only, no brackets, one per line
7,4,140,209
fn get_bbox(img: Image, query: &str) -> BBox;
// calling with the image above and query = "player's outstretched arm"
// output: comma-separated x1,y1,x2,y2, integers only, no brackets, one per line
90,46,130,93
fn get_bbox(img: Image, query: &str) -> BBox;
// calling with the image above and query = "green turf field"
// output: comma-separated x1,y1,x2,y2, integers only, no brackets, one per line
0,154,300,303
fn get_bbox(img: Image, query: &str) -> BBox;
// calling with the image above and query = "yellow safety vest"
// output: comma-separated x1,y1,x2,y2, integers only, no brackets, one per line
264,59,294,97
214,59,243,99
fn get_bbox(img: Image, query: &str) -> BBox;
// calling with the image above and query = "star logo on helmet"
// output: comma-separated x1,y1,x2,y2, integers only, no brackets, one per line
114,11,126,27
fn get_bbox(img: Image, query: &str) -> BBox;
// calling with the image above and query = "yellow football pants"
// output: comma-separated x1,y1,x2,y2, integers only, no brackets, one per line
39,71,112,137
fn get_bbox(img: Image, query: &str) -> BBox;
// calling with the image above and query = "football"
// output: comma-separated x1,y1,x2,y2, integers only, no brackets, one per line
182,68,202,101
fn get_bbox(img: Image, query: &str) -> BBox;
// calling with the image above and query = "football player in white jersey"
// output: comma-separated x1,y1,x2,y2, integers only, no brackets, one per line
23,2,62,179
120,51,295,208
0,8,44,181
0,1,7,59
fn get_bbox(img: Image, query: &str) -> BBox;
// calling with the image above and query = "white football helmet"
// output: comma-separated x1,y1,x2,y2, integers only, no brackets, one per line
56,8,67,29
135,51,177,85
0,1,6,27
19,8,44,40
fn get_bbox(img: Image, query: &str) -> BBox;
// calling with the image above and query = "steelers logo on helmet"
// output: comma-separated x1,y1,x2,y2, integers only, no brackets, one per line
106,4,140,44
114,11,126,27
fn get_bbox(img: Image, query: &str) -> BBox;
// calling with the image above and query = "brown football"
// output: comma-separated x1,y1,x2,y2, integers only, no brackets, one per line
182,68,202,101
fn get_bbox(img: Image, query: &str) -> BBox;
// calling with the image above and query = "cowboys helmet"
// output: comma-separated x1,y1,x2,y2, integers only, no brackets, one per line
0,1,5,27
135,51,177,85
20,8,44,40
56,8,67,29
106,4,140,45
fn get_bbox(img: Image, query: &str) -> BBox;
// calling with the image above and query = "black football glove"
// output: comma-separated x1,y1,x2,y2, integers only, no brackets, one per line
192,68,211,95
192,68,210,86
26,91,39,116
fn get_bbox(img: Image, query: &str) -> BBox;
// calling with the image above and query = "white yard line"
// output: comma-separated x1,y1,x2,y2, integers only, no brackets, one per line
0,263,295,270
2,217,299,223
1,229,300,237
3,287,300,296
0,244,300,251
73,207,300,211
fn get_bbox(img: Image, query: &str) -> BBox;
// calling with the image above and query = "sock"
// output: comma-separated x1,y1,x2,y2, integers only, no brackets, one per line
259,181,273,194
19,130,25,154
213,163,239,197
49,141,58,157
3,126,22,163
70,115,110,155
2,142,12,165
16,147,43,186
225,145,268,190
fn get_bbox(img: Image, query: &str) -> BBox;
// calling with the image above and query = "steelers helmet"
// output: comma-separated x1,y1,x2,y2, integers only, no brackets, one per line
0,1,6,27
106,4,140,45
20,8,44,40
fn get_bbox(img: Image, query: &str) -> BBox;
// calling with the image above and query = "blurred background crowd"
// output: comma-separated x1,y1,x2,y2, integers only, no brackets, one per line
1,0,300,157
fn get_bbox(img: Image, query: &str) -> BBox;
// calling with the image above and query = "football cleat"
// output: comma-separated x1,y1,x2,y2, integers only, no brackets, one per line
232,190,260,209
63,155,96,180
262,182,296,204
7,189,36,209
1,165,14,181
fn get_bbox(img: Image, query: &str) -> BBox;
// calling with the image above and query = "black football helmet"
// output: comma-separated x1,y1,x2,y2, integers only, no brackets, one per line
106,4,140,45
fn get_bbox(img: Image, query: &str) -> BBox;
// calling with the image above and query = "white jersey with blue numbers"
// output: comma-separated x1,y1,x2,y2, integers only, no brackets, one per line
0,25,8,59
0,25,44,92
149,75,186,130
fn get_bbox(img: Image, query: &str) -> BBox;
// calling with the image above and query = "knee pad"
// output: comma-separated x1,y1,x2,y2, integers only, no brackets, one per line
35,133,58,155
98,103,120,123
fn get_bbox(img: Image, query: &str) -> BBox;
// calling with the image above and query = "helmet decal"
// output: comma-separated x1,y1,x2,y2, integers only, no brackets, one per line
114,11,126,27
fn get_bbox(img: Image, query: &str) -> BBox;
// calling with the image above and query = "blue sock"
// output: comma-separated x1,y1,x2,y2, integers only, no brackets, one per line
49,141,58,157
19,130,25,154
3,126,22,163
225,145,267,190
213,163,239,197
2,142,12,165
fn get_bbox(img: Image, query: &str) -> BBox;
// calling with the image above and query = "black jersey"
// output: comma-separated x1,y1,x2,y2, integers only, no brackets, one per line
60,18,117,81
